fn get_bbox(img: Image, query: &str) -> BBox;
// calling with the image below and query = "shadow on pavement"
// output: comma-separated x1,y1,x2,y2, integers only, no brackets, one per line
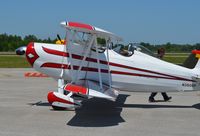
67,94,129,127
28,95,200,127
27,101,51,106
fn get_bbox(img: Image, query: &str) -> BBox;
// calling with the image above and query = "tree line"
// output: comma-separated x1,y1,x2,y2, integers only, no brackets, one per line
0,33,200,52
0,33,56,52
140,42,200,53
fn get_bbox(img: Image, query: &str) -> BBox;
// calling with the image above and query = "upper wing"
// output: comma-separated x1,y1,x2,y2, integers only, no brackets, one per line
60,21,122,41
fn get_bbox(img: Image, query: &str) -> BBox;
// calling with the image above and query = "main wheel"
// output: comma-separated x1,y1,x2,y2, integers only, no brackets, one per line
52,105,66,110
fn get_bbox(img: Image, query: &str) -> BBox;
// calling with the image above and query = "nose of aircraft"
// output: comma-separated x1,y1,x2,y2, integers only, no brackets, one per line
25,42,39,67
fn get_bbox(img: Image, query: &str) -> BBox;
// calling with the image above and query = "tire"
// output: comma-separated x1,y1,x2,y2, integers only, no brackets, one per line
52,105,66,110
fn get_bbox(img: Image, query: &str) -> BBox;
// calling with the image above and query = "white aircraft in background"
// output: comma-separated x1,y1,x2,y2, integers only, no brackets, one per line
16,21,200,110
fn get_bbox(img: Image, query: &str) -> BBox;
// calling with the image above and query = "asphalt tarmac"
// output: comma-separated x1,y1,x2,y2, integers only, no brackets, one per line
0,68,200,136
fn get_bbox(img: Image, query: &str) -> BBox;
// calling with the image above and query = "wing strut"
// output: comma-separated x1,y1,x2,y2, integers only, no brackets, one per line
57,31,69,94
72,35,95,83
107,39,112,90
66,29,75,79
94,35,103,91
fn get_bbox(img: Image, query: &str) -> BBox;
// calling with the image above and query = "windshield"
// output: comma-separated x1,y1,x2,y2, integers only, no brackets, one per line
112,44,133,57
112,43,155,57
128,43,156,57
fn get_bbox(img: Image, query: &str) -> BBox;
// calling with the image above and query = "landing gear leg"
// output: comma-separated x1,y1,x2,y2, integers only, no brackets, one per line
58,78,64,94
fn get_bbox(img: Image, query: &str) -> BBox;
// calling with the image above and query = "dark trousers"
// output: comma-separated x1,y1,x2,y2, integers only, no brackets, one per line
149,92,169,99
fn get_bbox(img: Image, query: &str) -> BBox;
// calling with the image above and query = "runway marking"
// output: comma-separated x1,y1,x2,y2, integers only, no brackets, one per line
24,72,49,77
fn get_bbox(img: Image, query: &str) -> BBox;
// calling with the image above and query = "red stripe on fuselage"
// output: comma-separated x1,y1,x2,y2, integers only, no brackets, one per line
41,63,108,73
41,62,194,82
43,47,69,57
42,47,194,82
111,71,181,80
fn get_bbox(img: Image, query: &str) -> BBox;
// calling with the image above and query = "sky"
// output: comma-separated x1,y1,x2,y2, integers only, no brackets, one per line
0,0,200,44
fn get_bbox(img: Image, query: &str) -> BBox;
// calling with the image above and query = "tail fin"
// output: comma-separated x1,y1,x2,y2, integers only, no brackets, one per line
183,50,200,69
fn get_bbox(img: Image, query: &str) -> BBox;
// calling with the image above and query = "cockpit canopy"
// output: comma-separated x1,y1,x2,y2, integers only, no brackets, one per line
112,43,156,57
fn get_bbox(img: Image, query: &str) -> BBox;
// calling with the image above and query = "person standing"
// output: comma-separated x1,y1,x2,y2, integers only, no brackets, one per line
149,48,172,102
157,47,165,59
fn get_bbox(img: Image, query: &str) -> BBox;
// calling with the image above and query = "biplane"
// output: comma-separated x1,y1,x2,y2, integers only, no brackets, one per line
16,21,200,110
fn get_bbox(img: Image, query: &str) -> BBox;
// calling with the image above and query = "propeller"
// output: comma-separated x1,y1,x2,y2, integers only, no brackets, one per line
57,34,64,44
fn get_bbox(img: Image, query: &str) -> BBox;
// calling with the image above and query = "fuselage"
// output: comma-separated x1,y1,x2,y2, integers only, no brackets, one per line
26,42,200,92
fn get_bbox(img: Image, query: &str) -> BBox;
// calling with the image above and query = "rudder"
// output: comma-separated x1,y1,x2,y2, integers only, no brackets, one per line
184,50,200,69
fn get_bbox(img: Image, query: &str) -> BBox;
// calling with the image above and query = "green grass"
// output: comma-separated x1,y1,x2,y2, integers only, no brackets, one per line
0,55,31,68
165,53,190,56
163,56,187,64
0,53,190,68
163,53,189,64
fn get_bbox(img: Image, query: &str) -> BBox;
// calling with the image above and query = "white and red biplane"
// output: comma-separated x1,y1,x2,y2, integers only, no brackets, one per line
16,21,200,110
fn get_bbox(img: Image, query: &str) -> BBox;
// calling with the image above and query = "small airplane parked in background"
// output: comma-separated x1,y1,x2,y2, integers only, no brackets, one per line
16,21,200,110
